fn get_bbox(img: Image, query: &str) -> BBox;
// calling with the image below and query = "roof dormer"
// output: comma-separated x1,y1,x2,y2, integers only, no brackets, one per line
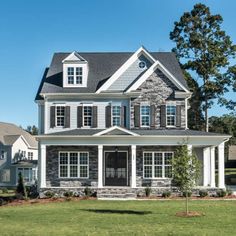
62,51,88,88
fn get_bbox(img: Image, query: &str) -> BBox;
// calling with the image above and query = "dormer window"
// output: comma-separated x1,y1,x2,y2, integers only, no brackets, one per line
67,67,83,85
62,51,88,88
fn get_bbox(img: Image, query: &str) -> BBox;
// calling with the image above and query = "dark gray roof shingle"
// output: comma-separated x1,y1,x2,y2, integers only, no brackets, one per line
35,52,188,100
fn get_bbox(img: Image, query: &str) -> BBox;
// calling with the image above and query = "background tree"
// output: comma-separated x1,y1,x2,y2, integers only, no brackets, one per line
16,172,27,199
172,145,200,215
170,3,236,131
25,125,38,135
183,70,204,130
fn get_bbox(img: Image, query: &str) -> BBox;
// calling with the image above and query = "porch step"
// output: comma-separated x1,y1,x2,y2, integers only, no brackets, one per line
97,188,137,199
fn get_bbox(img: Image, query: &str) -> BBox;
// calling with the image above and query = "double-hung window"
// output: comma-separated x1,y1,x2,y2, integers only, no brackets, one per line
56,106,65,127
83,106,92,127
67,67,83,85
59,152,89,178
28,152,33,160
0,151,5,159
166,105,176,126
143,152,173,178
112,106,121,126
141,105,150,127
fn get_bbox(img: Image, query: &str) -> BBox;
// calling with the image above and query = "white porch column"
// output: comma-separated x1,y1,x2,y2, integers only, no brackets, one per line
131,145,136,188
40,144,46,188
187,145,193,155
203,147,211,187
98,145,103,188
218,142,225,188
210,146,216,187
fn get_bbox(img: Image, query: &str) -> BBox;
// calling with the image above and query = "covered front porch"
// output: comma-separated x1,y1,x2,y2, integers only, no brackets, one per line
37,127,231,194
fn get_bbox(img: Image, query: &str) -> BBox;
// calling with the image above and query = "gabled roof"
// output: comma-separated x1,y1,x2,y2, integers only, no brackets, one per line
0,122,38,148
35,51,189,100
93,126,140,136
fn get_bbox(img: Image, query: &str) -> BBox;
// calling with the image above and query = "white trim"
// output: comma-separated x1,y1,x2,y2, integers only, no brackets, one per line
93,126,140,137
96,46,156,93
62,51,86,63
104,150,129,186
58,151,89,179
55,105,66,128
143,151,173,179
131,145,136,188
98,145,103,188
218,142,225,188
140,105,150,128
126,61,190,93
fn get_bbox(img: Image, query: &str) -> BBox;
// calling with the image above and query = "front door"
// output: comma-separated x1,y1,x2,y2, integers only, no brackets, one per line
104,151,127,186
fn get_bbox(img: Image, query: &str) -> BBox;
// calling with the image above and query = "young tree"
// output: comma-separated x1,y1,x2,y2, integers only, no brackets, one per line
172,145,200,215
170,3,236,131
16,172,27,199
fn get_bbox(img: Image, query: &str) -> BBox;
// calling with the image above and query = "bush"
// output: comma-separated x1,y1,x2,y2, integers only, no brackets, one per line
199,190,208,198
226,187,233,196
44,191,55,198
145,186,151,197
64,191,73,198
162,191,171,198
26,185,39,199
1,188,8,194
182,191,192,197
84,187,92,197
16,172,27,198
216,189,227,198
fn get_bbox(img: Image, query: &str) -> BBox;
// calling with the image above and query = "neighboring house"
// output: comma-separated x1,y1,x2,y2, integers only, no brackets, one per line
35,46,230,198
0,122,38,187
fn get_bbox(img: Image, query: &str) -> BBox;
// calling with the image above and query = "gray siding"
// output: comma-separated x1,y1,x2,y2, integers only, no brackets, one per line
108,55,152,91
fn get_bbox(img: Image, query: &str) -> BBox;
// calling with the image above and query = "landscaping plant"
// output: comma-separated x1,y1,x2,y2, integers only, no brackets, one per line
16,172,27,199
172,145,200,215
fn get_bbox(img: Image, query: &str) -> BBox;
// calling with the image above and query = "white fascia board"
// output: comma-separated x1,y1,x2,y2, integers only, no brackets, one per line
93,126,140,136
175,91,192,99
96,46,156,94
126,61,190,93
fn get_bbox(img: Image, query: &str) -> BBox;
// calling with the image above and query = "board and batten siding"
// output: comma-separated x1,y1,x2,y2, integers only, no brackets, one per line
44,99,130,134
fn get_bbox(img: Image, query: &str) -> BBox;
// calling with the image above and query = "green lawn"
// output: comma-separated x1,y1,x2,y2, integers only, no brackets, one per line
0,200,235,236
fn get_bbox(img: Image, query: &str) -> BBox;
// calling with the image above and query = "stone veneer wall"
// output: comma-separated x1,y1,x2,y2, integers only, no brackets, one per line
136,145,177,187
130,69,186,129
46,146,98,187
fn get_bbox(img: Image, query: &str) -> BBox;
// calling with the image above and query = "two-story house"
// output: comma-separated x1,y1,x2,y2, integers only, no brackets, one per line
35,46,230,198
0,122,38,187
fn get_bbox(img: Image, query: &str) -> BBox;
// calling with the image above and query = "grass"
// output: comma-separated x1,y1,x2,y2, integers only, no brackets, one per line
0,200,236,236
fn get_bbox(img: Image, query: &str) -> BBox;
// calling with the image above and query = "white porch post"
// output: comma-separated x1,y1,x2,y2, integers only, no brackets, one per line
187,144,192,154
98,145,103,188
210,146,216,187
40,144,46,188
131,145,136,188
218,142,225,188
203,147,211,187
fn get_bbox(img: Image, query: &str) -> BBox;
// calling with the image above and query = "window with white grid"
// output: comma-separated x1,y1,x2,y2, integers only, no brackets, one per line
112,106,121,126
141,105,150,127
83,106,92,127
67,67,83,84
166,105,176,126
59,152,89,178
143,152,173,178
56,106,65,127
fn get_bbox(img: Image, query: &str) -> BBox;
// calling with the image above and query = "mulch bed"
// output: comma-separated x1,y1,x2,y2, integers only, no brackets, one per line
175,211,204,217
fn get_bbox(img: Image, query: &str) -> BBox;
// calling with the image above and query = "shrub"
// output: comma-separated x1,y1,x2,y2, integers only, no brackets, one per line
145,186,151,197
182,191,192,197
91,191,97,198
1,188,8,194
162,191,171,198
226,187,233,196
16,172,27,199
199,190,208,198
26,184,39,199
64,191,73,198
44,191,55,198
216,189,227,198
84,187,92,197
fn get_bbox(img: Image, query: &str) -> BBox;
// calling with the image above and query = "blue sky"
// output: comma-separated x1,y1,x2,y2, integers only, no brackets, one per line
0,0,235,128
